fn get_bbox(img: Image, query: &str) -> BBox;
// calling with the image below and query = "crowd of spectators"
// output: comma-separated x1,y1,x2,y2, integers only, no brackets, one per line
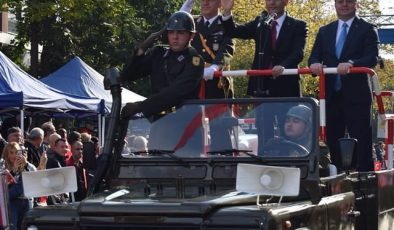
0,119,100,229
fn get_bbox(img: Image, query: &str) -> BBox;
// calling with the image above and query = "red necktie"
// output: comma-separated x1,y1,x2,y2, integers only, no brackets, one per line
271,21,277,49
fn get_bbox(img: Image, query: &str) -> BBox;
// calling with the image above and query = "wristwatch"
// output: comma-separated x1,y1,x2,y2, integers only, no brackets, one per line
348,59,355,66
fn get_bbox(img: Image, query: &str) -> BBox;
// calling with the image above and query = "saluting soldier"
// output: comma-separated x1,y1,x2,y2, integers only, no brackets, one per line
120,11,204,119
181,0,234,99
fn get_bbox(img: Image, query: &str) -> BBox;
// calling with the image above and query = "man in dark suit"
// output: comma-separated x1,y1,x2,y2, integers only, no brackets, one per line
309,0,379,171
190,0,234,99
221,0,307,98
221,0,307,147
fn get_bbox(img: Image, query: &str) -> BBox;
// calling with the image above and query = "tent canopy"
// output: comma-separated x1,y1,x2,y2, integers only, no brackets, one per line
0,52,104,113
41,57,145,113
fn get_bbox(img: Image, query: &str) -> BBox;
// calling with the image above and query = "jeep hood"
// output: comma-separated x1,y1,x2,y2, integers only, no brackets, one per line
79,189,257,216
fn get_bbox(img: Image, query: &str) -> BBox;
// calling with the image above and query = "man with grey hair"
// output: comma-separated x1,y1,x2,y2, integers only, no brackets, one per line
41,121,56,148
24,127,48,169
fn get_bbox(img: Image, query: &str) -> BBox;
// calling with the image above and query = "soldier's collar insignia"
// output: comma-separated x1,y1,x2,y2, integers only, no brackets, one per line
192,56,200,66
177,55,185,62
163,49,170,58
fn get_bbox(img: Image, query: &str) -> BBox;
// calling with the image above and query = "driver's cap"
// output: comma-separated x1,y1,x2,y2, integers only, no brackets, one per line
286,105,311,123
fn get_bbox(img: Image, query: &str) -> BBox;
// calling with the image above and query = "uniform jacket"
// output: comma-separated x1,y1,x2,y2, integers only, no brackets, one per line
121,46,203,117
191,15,234,98
223,13,307,97
309,16,379,104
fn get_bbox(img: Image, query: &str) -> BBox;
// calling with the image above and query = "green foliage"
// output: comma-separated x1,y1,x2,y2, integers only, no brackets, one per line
0,0,392,99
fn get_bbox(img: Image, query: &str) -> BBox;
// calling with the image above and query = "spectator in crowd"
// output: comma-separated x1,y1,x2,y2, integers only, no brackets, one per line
91,136,100,157
7,127,23,144
0,133,7,155
126,135,136,152
375,141,385,164
57,128,72,160
24,127,48,169
131,136,149,155
2,142,36,230
81,132,97,186
41,121,56,148
47,133,61,154
68,131,82,146
46,138,67,169
79,121,96,136
46,138,68,205
309,0,379,171
67,141,87,201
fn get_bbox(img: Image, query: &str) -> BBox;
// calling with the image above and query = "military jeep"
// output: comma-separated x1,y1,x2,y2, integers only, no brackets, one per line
22,71,394,230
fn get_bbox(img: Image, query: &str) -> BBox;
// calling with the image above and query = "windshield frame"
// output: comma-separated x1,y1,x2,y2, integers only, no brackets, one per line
118,97,319,161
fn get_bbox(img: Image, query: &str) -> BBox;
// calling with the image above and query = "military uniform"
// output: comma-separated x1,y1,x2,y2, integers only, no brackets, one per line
192,15,234,99
121,45,204,117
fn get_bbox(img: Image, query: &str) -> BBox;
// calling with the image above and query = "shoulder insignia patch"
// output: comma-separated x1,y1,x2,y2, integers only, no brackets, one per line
192,56,200,66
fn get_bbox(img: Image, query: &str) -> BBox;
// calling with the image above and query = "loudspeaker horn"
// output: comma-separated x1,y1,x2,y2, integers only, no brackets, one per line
236,163,300,197
22,166,77,198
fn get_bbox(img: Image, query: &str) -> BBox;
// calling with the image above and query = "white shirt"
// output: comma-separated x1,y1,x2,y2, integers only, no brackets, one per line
336,17,355,43
222,12,286,40
272,13,286,39
204,15,219,27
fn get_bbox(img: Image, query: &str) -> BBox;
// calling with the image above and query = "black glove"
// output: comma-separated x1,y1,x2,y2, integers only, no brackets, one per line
121,102,142,119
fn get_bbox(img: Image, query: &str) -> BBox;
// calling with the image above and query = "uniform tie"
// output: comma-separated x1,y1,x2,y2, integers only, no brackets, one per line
334,23,348,91
205,20,210,29
271,21,277,49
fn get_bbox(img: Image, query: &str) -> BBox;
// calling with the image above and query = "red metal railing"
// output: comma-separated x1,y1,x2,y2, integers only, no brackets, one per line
375,90,394,169
214,67,393,169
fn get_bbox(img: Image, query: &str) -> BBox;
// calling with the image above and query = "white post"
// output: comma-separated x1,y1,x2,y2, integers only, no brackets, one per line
20,109,24,136
98,114,102,146
388,144,393,170
101,116,106,147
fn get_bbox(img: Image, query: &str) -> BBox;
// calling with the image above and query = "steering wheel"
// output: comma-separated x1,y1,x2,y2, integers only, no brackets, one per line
262,139,308,157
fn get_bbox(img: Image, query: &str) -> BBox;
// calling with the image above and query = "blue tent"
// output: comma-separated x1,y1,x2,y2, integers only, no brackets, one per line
41,57,145,113
378,28,394,44
0,52,104,113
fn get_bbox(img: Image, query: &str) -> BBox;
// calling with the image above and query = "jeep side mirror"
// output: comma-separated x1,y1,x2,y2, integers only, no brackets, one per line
338,137,357,171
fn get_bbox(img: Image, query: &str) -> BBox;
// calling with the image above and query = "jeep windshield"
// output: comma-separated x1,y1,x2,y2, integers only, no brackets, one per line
121,98,317,159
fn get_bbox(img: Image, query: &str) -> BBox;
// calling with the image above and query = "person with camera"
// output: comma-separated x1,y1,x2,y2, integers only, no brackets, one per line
2,142,36,230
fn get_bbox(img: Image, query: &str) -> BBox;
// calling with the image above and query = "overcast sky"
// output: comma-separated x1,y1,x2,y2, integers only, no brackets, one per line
379,0,393,14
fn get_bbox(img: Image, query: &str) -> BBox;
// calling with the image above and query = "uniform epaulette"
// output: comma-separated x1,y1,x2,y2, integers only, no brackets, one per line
187,46,200,57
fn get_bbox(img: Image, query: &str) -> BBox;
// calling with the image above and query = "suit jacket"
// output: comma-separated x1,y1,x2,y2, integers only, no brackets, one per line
223,12,307,97
191,15,234,99
309,16,379,104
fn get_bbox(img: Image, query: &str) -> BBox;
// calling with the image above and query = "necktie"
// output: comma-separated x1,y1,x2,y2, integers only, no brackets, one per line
271,21,277,49
205,21,210,29
334,23,348,91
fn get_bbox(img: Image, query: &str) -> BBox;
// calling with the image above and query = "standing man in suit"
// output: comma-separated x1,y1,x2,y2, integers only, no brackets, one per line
309,0,379,171
187,0,235,99
221,0,307,98
221,0,307,148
